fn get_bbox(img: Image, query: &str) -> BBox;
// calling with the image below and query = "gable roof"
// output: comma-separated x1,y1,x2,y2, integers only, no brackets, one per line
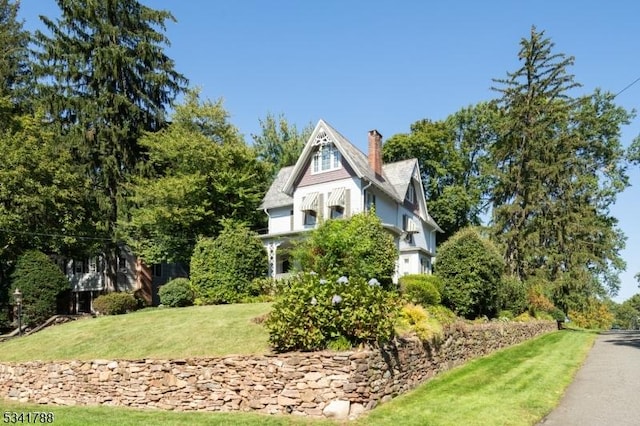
260,119,442,232
281,119,403,202
260,165,294,210
383,158,418,202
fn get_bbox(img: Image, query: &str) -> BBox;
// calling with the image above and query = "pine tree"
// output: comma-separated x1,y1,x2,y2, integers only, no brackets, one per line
33,0,187,290
491,27,631,309
0,0,30,124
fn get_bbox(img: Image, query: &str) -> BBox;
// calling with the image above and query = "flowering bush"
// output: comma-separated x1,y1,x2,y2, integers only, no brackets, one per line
265,272,400,352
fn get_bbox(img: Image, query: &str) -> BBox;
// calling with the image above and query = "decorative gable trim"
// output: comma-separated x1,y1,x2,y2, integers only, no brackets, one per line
282,120,365,196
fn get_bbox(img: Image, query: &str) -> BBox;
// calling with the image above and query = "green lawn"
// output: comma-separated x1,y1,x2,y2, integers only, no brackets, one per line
0,303,272,362
0,322,596,426
357,329,597,426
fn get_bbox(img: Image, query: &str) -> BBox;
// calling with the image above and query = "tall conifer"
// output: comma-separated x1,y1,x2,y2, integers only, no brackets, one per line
33,0,187,290
491,27,631,309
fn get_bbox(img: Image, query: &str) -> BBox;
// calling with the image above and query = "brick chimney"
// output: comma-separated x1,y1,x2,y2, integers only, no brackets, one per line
368,129,383,176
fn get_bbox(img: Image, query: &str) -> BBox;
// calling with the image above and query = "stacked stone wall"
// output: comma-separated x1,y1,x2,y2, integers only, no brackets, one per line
0,321,556,418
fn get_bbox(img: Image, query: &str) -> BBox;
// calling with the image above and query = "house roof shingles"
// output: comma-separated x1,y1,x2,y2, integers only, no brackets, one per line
259,120,443,232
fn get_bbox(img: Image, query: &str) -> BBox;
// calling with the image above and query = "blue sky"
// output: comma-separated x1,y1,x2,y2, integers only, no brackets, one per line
18,1,640,302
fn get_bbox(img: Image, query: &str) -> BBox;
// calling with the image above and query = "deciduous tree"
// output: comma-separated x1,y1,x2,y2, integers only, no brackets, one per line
121,91,269,264
252,113,312,176
382,102,497,243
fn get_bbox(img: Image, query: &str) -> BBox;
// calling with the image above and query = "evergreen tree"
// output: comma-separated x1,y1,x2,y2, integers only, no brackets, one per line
491,27,632,309
32,0,187,290
252,113,312,176
0,0,30,120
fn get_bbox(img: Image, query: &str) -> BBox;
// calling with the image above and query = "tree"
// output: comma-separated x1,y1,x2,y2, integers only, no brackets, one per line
490,27,632,309
382,102,497,243
10,250,70,327
190,220,267,304
252,113,312,176
121,91,270,264
0,111,94,327
0,0,31,122
33,0,187,290
292,211,399,288
435,227,505,319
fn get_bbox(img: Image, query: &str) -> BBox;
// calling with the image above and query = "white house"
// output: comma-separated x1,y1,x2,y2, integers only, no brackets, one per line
259,119,442,281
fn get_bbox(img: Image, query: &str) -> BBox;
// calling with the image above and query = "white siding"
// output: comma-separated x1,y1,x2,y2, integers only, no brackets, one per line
369,188,396,226
268,206,293,234
292,177,360,231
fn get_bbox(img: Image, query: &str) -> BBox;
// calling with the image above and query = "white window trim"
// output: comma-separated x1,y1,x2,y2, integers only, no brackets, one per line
311,145,341,175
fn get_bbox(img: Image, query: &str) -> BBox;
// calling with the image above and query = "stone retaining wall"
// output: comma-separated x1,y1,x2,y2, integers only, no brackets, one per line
0,321,556,419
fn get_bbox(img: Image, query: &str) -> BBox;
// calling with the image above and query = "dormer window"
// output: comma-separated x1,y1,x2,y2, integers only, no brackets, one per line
312,144,341,174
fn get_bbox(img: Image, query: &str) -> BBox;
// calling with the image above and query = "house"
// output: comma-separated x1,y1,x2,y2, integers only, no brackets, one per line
259,119,442,281
54,246,188,313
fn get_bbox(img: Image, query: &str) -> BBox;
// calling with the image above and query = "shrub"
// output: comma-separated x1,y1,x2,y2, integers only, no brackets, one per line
526,277,556,315
426,305,458,326
249,276,286,298
10,250,70,327
292,211,398,288
436,227,505,319
266,273,400,352
569,298,614,329
549,307,566,322
190,220,268,304
498,275,528,316
399,274,442,306
514,312,536,322
93,292,138,315
498,310,514,320
397,303,444,341
158,278,194,307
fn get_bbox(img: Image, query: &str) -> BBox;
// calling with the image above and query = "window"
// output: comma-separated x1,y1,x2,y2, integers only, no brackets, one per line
330,206,344,219
365,191,376,212
152,264,163,277
312,144,340,173
304,210,317,226
406,183,416,204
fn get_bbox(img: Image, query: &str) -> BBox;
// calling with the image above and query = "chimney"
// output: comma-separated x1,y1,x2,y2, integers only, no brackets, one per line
368,129,383,176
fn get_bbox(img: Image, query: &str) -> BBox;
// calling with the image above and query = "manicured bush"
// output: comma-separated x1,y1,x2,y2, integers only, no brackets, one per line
10,250,70,327
399,274,442,306
190,220,267,304
93,292,138,315
292,211,398,288
436,227,505,319
396,303,444,341
158,278,194,307
266,273,400,352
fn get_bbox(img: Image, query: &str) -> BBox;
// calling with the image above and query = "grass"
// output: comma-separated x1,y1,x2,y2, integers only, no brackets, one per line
0,303,272,361
0,305,597,425
356,329,598,426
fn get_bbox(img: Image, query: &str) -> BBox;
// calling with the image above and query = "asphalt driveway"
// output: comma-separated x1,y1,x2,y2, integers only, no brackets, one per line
538,330,640,426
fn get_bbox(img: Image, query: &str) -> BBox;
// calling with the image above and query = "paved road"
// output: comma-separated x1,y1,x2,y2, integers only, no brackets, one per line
538,330,640,426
